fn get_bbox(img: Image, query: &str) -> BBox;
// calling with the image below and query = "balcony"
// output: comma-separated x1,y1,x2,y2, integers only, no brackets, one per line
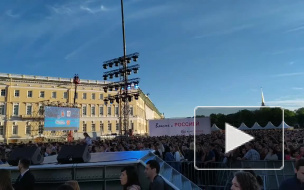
21,115,44,119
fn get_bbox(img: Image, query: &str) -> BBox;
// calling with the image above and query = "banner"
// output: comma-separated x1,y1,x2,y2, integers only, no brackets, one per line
44,106,80,130
149,117,211,136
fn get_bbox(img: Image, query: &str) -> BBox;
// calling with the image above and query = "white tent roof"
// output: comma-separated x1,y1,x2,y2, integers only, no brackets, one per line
277,122,292,129
211,124,221,131
251,122,263,130
264,122,276,129
239,122,249,130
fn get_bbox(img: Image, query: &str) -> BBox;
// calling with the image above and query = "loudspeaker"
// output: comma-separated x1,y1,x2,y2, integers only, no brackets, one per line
57,144,91,164
8,146,44,166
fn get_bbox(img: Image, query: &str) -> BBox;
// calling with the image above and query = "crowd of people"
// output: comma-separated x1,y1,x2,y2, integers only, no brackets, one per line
1,129,304,189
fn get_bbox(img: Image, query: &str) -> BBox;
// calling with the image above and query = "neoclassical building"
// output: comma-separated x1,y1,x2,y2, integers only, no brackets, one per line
0,73,163,143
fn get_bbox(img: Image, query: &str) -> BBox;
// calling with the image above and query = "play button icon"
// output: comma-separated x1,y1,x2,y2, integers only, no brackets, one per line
225,123,254,154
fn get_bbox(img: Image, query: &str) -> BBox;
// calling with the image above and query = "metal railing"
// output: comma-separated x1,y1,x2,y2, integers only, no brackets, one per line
163,160,296,190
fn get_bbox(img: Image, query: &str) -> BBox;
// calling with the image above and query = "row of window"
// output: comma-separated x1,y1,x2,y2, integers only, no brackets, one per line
0,104,134,116
0,122,135,136
0,89,105,100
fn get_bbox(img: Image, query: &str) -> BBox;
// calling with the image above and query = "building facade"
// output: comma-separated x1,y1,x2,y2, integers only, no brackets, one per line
0,73,163,143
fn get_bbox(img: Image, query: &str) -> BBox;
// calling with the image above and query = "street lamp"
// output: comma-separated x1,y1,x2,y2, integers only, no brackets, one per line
73,74,80,106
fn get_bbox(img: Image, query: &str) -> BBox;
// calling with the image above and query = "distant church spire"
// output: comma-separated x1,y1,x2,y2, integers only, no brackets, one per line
261,87,265,106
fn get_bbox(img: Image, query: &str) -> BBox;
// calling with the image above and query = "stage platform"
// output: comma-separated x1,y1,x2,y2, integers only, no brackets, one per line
0,151,201,190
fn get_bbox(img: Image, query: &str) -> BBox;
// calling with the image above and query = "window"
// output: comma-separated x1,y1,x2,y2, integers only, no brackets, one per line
83,123,87,132
38,125,43,134
26,105,32,115
91,106,95,116
116,123,119,131
1,89,6,96
83,106,87,116
108,107,111,116
130,107,133,116
13,104,19,116
83,93,87,99
92,93,95,100
26,125,31,135
39,106,44,115
115,106,119,115
92,124,96,132
64,92,68,99
14,90,20,97
99,106,103,115
100,94,103,100
0,105,5,115
108,123,111,131
27,91,33,98
40,91,45,98
0,126,3,135
52,92,56,98
13,125,18,135
75,93,78,99
131,122,134,130
100,123,104,132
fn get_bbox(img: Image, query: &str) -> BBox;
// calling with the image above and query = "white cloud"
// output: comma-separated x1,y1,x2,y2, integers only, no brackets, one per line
194,24,254,39
6,10,19,18
292,87,303,90
285,25,304,33
272,72,304,77
267,99,304,110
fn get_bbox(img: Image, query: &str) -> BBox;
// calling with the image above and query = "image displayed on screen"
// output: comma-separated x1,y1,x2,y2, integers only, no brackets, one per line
44,106,80,130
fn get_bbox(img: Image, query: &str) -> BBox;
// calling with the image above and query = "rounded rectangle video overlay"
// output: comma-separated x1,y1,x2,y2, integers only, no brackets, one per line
194,106,285,171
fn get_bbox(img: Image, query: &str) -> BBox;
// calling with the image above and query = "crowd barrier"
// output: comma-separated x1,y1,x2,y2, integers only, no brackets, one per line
165,160,296,190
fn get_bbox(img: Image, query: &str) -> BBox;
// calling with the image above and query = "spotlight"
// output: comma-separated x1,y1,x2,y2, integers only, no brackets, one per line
109,98,114,104
127,84,131,90
127,69,131,75
120,58,124,65
114,72,119,78
122,97,126,102
103,75,107,80
126,57,131,63
115,96,119,103
109,86,113,91
128,96,132,102
132,55,138,62
114,60,119,66
109,74,114,79
103,64,107,69
133,68,138,74
134,94,139,100
115,85,119,91
103,86,108,93
109,62,113,68
134,83,139,89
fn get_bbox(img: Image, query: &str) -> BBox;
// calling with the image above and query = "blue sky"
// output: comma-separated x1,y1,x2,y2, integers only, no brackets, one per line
1,0,304,118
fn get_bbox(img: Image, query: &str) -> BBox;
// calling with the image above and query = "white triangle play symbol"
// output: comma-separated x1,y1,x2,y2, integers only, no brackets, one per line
225,123,254,154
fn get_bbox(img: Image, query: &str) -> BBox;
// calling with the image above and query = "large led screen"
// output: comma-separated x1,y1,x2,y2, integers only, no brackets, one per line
44,106,80,130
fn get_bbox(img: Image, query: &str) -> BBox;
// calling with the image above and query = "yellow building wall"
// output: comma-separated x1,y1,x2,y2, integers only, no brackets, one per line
0,73,163,142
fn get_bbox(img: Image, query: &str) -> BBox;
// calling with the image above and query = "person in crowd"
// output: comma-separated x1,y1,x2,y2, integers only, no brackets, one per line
231,171,260,190
144,160,165,190
120,166,141,190
264,147,278,161
65,180,80,190
57,184,74,190
0,169,14,190
237,143,260,161
83,133,92,146
279,158,304,190
14,159,36,190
